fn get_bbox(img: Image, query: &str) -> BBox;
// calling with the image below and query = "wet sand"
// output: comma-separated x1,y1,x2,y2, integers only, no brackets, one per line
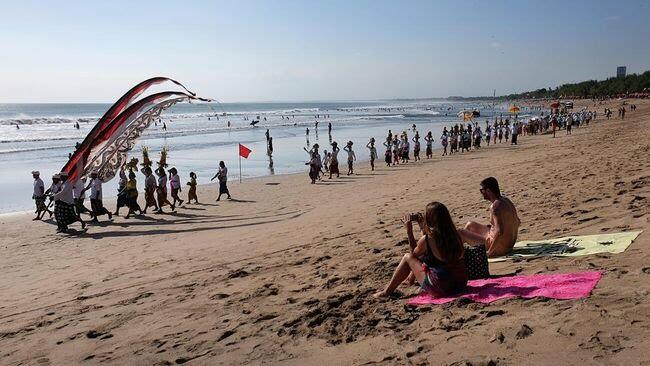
0,99,648,365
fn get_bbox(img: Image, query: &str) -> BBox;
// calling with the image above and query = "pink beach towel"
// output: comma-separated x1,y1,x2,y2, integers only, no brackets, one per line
407,271,602,306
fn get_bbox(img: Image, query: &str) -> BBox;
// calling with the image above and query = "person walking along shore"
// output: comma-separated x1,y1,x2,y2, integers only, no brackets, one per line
211,161,232,201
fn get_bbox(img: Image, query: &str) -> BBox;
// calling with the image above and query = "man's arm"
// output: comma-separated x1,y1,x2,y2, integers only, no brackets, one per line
53,183,72,201
81,181,92,194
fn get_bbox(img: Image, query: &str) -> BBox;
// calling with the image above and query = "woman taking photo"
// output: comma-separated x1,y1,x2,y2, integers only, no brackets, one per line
374,202,467,298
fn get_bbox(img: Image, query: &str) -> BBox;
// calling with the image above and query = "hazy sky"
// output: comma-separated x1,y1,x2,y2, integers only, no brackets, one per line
1,0,649,102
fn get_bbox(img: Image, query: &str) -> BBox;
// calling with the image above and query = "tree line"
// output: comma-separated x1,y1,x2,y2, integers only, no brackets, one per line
449,70,650,101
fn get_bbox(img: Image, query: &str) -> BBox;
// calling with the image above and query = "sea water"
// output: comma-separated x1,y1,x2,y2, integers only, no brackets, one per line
0,100,518,213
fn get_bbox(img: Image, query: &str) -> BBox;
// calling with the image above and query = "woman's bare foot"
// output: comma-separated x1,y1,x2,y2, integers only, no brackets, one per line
372,290,389,298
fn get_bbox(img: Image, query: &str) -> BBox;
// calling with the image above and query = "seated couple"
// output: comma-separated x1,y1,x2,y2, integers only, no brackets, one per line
374,177,520,298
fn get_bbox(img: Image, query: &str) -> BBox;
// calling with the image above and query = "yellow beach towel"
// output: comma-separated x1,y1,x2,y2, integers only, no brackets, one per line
489,230,642,262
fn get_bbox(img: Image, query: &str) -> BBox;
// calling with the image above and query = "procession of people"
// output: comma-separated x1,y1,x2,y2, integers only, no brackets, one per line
32,145,232,233
32,102,623,234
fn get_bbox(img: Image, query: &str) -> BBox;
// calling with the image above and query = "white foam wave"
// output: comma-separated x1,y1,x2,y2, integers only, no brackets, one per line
0,117,98,126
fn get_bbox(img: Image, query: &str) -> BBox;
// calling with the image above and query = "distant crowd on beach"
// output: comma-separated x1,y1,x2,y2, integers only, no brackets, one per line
300,104,616,184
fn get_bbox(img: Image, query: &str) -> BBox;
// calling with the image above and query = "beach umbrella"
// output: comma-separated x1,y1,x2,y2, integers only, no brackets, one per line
508,105,520,114
458,110,473,121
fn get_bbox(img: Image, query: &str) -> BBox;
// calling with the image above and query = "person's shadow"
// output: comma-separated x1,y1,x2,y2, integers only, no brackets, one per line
227,198,256,203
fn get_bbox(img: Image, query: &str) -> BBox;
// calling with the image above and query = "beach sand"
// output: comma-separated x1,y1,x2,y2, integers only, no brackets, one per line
1,99,648,365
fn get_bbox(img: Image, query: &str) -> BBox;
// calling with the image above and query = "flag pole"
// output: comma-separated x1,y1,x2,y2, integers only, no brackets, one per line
239,148,242,184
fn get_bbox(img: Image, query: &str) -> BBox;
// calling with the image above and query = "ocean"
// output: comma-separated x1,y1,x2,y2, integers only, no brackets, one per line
0,100,520,213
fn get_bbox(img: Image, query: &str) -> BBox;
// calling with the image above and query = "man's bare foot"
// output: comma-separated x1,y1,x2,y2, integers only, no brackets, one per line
372,290,389,298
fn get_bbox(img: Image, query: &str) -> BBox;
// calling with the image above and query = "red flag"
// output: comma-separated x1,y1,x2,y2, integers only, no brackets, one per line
239,143,252,159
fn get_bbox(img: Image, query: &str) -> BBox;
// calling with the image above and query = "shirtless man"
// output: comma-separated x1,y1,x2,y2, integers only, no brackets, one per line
458,177,520,257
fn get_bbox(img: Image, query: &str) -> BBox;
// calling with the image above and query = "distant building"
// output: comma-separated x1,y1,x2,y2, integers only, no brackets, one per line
617,66,627,78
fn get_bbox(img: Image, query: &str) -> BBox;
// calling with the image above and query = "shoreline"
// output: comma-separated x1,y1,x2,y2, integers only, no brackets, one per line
0,104,513,214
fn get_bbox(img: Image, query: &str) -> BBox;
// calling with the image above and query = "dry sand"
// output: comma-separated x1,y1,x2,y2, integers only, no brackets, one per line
1,99,648,365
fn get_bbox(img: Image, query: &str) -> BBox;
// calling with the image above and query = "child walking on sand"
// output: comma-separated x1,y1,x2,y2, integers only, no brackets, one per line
322,150,330,172
187,172,198,204
169,167,184,207
366,138,377,171
343,141,356,175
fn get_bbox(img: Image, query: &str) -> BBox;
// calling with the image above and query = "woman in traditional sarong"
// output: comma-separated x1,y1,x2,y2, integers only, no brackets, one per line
114,168,128,216
328,142,340,179
412,132,421,162
142,167,159,214
53,172,86,233
424,132,433,159
186,172,198,204
83,172,112,223
307,152,319,184
156,167,174,212
124,171,143,218
383,137,392,167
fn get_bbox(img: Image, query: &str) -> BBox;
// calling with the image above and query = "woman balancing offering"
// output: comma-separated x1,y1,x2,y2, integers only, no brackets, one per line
329,141,340,179
374,202,468,298
155,167,175,212
382,137,392,167
304,144,321,184
343,141,356,175
366,138,377,171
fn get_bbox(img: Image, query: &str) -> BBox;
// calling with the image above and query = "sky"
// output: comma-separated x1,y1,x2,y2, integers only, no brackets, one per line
0,0,649,103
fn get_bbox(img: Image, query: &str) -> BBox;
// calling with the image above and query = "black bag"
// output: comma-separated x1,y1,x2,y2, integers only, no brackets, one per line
464,244,490,280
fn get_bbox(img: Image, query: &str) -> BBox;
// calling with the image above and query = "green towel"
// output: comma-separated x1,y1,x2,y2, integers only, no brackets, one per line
489,230,642,262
